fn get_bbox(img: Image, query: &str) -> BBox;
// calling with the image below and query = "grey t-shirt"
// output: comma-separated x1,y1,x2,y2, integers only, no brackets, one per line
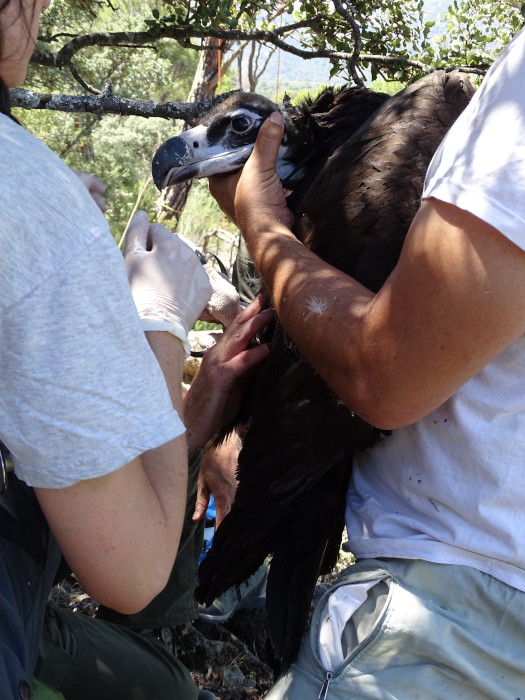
0,114,184,488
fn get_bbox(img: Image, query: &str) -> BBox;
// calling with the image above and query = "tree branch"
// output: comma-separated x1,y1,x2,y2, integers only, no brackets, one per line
10,87,239,121
33,21,481,77
30,21,359,69
66,61,102,94
11,58,487,120
332,0,363,87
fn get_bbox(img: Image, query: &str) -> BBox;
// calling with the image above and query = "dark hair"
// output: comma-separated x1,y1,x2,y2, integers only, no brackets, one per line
0,79,11,117
0,0,23,120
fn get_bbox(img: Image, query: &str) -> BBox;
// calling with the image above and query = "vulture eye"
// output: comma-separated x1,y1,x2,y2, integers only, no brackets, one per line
231,115,252,134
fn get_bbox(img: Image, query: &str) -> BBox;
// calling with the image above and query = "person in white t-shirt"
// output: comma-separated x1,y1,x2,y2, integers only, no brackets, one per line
209,28,525,700
0,1,272,698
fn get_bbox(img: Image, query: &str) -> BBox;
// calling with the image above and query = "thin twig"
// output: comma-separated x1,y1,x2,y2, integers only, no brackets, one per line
66,61,101,94
117,175,153,250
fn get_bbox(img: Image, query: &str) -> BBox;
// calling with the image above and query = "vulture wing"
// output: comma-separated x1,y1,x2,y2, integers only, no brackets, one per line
297,70,475,289
196,69,475,670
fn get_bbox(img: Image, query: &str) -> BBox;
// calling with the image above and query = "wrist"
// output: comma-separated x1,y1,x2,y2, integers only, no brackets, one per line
140,318,191,354
243,223,297,273
144,331,186,414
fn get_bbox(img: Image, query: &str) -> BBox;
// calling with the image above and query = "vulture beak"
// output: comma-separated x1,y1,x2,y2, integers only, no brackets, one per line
152,125,255,190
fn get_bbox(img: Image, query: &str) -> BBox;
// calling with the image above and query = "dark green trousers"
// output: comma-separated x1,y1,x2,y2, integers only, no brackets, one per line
96,449,204,629
36,606,198,700
35,450,204,699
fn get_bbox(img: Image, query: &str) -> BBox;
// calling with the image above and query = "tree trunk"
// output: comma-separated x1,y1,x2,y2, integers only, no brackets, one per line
157,39,221,225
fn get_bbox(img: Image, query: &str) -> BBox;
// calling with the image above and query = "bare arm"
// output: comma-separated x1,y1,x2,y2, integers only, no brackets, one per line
35,294,272,613
35,332,188,614
210,114,525,430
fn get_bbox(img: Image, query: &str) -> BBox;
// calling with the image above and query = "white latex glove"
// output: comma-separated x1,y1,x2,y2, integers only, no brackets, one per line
200,263,242,328
124,211,212,354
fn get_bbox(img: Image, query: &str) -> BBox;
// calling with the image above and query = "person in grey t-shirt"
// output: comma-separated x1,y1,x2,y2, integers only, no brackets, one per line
0,1,273,698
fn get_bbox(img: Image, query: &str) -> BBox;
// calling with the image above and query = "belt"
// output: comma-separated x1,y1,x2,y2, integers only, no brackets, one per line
0,442,14,493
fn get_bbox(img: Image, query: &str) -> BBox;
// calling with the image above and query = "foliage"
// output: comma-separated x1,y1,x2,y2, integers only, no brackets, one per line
34,0,198,98
424,0,525,70
289,0,432,82
19,0,199,239
140,0,433,83
177,180,228,240
29,0,525,92
147,0,276,33
368,78,405,95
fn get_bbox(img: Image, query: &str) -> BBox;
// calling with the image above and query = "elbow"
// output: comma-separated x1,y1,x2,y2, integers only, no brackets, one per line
323,342,442,431
107,575,169,615
350,377,446,430
82,561,173,615
358,406,415,432
336,383,422,432
104,597,148,617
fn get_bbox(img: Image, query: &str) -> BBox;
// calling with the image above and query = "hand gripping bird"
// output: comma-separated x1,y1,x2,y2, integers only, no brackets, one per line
152,70,475,670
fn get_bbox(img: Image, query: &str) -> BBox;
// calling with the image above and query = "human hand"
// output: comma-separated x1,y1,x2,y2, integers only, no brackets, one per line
123,210,212,354
208,112,295,244
73,168,107,211
193,431,241,526
183,295,273,450
208,171,241,225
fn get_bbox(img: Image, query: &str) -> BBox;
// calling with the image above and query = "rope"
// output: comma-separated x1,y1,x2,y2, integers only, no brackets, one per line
216,38,222,93
275,9,283,103
215,37,227,229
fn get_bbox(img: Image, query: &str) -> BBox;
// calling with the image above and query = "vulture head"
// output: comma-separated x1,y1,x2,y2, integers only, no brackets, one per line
152,86,390,198
152,92,296,188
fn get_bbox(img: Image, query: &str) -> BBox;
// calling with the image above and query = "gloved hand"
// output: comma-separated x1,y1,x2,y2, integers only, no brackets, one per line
200,263,242,328
123,210,212,354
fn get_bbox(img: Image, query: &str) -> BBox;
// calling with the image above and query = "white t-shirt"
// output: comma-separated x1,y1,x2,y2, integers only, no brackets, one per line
0,114,185,488
346,28,525,592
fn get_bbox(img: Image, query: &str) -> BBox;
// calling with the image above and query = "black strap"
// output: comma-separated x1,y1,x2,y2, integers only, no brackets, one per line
0,441,12,492
0,444,50,562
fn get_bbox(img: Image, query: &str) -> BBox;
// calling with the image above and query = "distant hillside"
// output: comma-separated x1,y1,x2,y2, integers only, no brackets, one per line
255,50,346,100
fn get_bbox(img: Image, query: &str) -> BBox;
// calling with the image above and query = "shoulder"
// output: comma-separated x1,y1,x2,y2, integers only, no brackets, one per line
423,29,525,248
0,115,113,310
464,28,525,121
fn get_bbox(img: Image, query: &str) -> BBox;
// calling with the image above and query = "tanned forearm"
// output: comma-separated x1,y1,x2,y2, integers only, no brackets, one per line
242,223,375,421
241,201,525,431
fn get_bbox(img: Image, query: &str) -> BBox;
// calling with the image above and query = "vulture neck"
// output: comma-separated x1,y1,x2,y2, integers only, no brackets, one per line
276,154,304,190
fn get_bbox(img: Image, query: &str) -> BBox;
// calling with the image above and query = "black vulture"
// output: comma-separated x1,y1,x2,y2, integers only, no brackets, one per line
152,70,475,670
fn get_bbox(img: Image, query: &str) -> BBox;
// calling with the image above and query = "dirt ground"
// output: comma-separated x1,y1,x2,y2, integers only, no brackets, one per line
50,575,275,699
50,548,354,699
